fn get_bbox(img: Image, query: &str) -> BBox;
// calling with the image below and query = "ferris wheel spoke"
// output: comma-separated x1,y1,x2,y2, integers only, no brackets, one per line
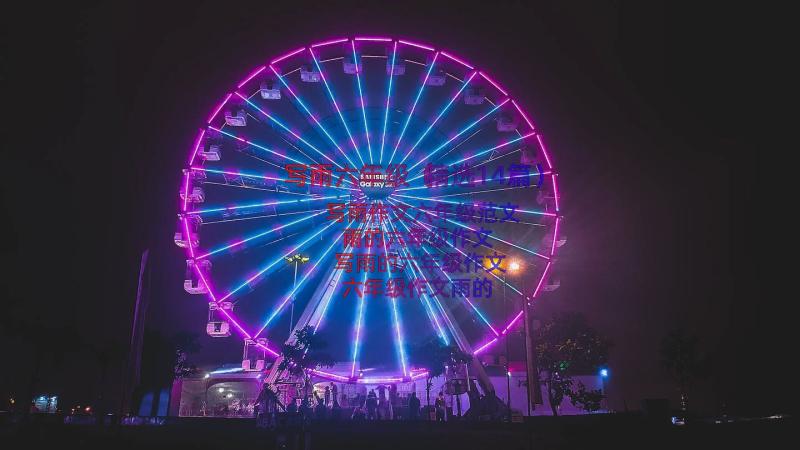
196,208,328,259
309,217,374,332
209,125,310,166
214,216,343,303
350,41,373,164
349,214,379,377
386,52,439,167
397,71,478,167
190,166,357,196
198,208,325,226
378,204,409,376
269,66,360,170
393,184,555,215
386,199,536,340
406,98,509,176
378,41,399,165
235,93,356,180
252,218,360,339
388,196,551,261
309,46,365,168
186,194,344,218
384,215,451,345
401,131,535,186
388,209,499,337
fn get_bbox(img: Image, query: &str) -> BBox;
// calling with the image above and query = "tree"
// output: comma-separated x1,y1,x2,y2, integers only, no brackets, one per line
172,331,202,379
534,312,610,416
408,337,472,408
660,329,706,412
278,326,335,399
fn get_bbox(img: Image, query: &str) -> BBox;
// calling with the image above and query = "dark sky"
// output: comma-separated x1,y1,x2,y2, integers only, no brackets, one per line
2,1,780,415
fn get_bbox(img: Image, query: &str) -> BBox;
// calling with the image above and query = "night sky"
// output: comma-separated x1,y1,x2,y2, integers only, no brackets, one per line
2,1,780,415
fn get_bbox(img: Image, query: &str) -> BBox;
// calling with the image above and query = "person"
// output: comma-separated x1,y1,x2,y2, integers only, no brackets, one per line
313,391,327,421
366,390,378,420
324,386,331,406
435,391,446,422
330,382,338,407
255,383,284,429
407,392,420,421
351,403,366,421
299,397,312,424
330,397,342,421
389,384,398,420
376,385,389,420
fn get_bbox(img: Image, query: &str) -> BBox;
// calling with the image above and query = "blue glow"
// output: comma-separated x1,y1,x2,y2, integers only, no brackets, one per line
406,99,506,173
600,368,609,378
387,52,438,166
398,71,477,166
351,41,373,164
310,50,365,167
270,67,358,169
379,42,398,164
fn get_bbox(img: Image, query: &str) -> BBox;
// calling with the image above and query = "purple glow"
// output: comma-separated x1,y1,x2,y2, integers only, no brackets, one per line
354,36,392,42
440,51,474,69
479,71,508,96
187,128,206,166
237,66,266,89
535,133,554,169
379,41,398,163
511,100,535,131
387,52,439,166
551,174,560,212
502,311,524,335
207,93,232,124
474,338,498,355
270,47,306,65
181,172,191,213
311,38,349,48
532,261,553,298
351,40,372,163
551,217,561,256
398,40,435,51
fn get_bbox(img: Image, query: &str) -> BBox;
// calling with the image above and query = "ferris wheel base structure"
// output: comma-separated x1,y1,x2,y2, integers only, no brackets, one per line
176,36,564,399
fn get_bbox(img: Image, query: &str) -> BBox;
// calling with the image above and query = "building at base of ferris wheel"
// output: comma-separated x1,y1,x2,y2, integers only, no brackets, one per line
165,361,604,419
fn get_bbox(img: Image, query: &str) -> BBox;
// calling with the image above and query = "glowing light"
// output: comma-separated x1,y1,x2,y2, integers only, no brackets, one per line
311,38,348,48
354,36,392,42
479,71,508,96
405,98,508,173
440,51,474,69
351,41,372,163
509,261,521,272
600,368,609,378
269,66,358,169
379,41,398,164
310,48,363,166
207,93,232,124
388,52,440,166
398,40,435,51
270,47,306,65
237,66,266,89
398,71,478,166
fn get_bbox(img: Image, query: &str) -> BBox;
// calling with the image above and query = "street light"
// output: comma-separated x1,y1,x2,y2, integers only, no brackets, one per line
507,259,540,417
285,254,310,334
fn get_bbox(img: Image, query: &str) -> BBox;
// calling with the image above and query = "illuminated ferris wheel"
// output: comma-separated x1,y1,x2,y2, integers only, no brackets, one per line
175,36,563,388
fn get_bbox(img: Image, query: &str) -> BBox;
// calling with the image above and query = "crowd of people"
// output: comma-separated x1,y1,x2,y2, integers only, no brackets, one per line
255,379,507,428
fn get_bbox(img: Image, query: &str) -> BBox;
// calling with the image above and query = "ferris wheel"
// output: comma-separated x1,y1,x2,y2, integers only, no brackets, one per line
176,36,563,388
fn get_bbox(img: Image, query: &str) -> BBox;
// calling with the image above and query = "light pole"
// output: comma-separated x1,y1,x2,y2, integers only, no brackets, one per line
508,259,540,416
502,271,511,422
285,254,310,334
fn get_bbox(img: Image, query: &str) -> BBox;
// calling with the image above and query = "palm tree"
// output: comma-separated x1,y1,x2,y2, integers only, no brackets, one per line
277,326,335,400
660,329,706,412
408,338,472,408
